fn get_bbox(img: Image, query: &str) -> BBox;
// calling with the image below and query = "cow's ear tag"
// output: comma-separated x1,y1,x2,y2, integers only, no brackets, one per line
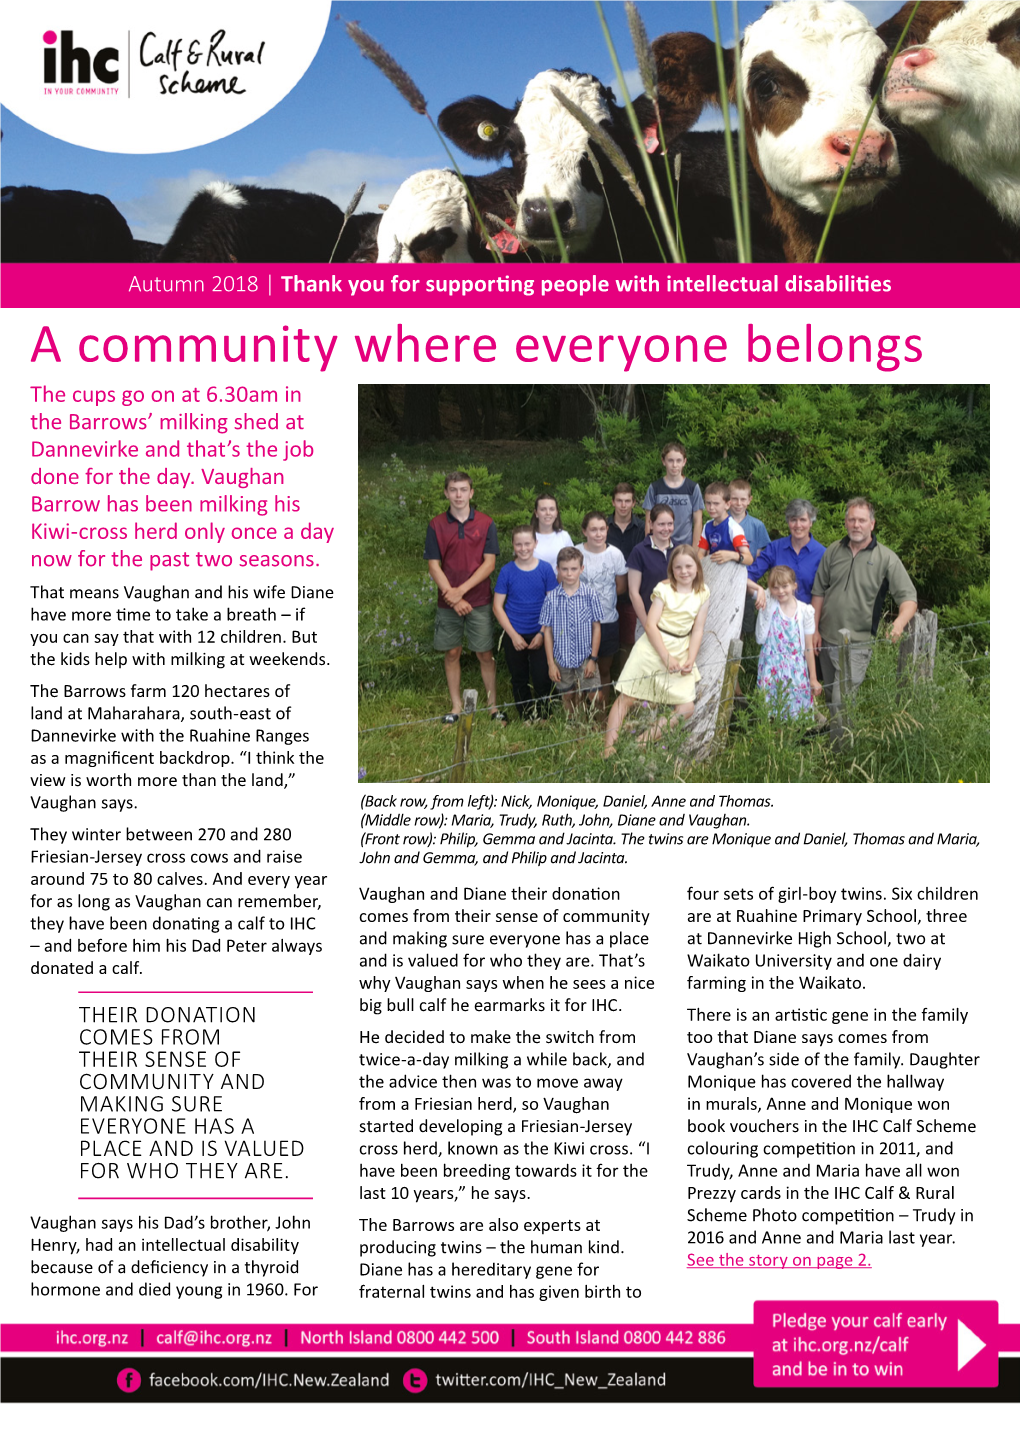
643,125,660,154
488,225,521,254
478,122,498,142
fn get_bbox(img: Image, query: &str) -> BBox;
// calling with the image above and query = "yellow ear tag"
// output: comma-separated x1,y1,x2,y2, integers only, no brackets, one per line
477,122,496,141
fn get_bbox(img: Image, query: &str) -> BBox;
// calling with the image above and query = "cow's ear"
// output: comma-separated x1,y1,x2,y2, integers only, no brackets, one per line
876,1,953,50
631,93,658,130
438,97,516,157
651,31,731,140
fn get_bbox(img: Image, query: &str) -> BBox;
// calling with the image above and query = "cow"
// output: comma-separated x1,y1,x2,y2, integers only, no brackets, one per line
373,167,529,262
654,2,900,261
1,185,136,261
161,181,345,262
333,210,386,262
653,0,1014,261
880,0,1020,229
437,67,774,261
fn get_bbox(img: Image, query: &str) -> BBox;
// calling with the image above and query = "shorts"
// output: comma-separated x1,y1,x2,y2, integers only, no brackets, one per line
617,600,637,648
598,620,620,659
741,592,758,637
554,664,600,694
433,603,495,653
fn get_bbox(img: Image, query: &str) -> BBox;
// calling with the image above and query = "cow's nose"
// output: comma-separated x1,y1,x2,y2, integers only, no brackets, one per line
826,128,895,170
893,46,936,73
521,197,573,238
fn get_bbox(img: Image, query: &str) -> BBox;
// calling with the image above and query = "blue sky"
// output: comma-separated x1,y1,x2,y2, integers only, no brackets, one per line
1,1,901,242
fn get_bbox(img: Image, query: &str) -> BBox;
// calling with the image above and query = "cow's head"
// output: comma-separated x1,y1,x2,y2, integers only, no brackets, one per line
739,0,898,214
654,2,898,216
440,69,651,254
882,1,1020,222
375,169,473,263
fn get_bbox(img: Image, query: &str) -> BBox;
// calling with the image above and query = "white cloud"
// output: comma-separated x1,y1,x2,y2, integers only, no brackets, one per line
621,67,643,98
850,2,902,23
123,150,443,242
691,99,734,133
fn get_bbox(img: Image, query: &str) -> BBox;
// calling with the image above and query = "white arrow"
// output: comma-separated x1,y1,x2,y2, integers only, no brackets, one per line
957,1320,986,1371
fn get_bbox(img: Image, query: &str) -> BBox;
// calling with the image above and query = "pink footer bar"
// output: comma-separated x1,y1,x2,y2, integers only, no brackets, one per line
3,1322,744,1353
2,262,1018,309
4,1306,1011,1387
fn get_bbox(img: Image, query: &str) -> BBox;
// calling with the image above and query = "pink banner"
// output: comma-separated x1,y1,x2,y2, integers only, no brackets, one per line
3,263,1018,309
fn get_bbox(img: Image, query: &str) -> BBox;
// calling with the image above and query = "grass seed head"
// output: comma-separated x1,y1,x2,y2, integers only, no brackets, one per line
625,2,657,99
346,22,427,115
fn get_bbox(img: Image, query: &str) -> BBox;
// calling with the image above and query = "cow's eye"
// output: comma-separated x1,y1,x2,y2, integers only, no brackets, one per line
752,73,781,101
477,122,498,141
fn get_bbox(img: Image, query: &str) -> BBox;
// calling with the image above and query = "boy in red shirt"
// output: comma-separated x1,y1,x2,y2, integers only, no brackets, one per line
424,472,504,723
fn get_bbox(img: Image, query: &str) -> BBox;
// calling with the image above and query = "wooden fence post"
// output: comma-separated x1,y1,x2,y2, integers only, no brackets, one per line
898,610,938,686
836,628,854,747
713,639,744,751
450,689,477,781
683,558,747,762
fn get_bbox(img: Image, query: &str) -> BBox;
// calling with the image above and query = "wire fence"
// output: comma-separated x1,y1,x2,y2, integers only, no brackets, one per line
358,618,990,742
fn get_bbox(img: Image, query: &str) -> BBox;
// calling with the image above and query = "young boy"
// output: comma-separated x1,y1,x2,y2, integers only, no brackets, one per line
727,478,771,697
607,481,644,675
539,547,604,717
728,479,770,565
607,481,644,560
579,512,627,707
424,471,504,723
642,442,704,548
698,483,753,568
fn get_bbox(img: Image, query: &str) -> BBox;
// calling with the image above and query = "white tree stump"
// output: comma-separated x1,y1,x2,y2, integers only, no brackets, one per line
683,560,748,761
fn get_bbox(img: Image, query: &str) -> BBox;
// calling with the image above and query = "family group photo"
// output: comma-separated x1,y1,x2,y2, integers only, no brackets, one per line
3,2,1017,265
357,382,990,785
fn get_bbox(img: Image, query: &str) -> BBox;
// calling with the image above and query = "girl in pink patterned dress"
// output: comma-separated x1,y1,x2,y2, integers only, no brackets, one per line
755,566,822,719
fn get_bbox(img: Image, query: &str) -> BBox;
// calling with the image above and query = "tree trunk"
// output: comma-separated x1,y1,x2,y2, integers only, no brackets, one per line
559,385,598,440
399,385,442,443
370,385,398,432
457,386,483,436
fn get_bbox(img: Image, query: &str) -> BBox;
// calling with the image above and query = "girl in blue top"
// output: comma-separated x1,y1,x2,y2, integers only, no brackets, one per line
493,526,558,723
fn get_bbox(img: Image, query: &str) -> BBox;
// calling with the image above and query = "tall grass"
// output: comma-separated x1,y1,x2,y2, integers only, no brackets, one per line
592,1,682,261
812,1,922,261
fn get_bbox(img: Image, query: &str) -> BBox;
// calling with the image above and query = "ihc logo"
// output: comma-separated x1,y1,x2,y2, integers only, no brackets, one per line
43,30,119,84
116,1368,142,1394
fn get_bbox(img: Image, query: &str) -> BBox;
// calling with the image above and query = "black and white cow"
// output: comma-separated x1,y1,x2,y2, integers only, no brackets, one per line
437,67,772,261
373,167,529,262
438,70,654,258
1,185,136,261
881,0,1020,229
161,182,345,262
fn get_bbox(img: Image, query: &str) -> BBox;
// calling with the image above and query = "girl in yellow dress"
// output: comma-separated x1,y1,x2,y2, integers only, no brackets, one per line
604,545,710,756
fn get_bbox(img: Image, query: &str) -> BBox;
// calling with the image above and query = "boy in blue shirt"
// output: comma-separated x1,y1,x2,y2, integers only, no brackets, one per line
698,483,753,567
